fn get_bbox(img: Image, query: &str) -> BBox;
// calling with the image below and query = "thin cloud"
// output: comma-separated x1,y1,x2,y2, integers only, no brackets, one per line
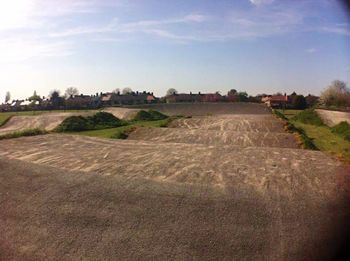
306,48,317,53
249,0,275,6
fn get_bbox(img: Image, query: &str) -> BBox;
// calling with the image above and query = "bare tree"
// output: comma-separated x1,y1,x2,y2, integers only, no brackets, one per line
65,87,79,98
122,87,132,95
320,80,350,107
5,91,11,103
166,88,178,96
112,88,120,94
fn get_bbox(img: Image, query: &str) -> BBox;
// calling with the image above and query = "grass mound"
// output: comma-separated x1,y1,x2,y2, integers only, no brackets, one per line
292,109,324,126
88,112,124,128
133,110,168,121
56,116,92,132
332,121,350,141
57,112,124,132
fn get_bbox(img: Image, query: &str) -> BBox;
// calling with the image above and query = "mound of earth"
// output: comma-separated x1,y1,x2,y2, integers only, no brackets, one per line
0,108,139,135
0,134,342,194
103,107,139,120
316,109,350,126
133,102,271,116
128,127,299,148
169,115,286,132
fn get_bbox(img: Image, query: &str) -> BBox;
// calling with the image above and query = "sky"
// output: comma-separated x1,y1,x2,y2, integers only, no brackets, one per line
0,0,350,101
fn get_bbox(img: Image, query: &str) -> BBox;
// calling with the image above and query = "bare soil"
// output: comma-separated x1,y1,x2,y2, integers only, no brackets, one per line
316,109,350,126
128,127,299,148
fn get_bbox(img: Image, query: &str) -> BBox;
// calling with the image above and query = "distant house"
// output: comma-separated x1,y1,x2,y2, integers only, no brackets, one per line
201,93,223,102
66,94,97,109
165,93,202,103
100,92,156,106
166,92,237,103
262,94,289,108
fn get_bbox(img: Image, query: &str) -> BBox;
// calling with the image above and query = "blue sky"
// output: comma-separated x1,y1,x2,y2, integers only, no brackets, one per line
0,0,349,100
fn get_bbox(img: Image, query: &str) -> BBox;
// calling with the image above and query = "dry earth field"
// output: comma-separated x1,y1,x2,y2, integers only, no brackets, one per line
0,103,349,260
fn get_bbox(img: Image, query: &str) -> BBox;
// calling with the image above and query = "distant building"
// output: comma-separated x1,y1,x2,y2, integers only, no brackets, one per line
261,94,289,108
100,92,156,106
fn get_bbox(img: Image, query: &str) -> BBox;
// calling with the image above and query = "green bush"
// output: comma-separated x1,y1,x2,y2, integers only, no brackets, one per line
133,110,168,121
332,121,350,141
292,109,324,126
56,112,124,132
57,116,91,132
88,112,124,128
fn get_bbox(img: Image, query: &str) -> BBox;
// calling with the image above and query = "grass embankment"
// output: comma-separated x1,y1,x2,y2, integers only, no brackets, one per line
76,118,171,139
0,129,47,140
276,109,350,163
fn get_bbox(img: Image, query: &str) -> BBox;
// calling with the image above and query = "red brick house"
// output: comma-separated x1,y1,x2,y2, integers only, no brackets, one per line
261,95,289,108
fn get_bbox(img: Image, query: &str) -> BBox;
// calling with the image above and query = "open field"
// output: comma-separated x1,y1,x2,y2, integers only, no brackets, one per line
1,103,350,260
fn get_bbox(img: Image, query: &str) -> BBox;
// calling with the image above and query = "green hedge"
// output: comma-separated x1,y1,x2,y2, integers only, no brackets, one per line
133,110,168,121
292,109,324,126
332,121,350,141
56,112,124,132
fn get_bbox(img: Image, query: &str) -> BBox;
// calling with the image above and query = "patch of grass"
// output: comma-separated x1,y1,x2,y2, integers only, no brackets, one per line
292,109,324,126
75,119,171,139
0,128,47,140
275,109,303,120
293,121,350,162
332,121,350,141
277,109,350,162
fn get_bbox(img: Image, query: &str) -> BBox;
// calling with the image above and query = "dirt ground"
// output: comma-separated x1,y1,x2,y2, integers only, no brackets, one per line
1,103,350,260
316,109,350,126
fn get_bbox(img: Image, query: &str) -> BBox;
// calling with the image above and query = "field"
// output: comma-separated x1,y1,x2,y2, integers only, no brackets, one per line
1,103,349,260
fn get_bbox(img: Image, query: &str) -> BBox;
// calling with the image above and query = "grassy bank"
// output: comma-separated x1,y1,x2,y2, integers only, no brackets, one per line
75,118,171,139
0,128,47,140
276,109,350,163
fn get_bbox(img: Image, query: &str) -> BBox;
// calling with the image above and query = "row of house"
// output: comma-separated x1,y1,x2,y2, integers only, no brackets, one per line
165,92,239,103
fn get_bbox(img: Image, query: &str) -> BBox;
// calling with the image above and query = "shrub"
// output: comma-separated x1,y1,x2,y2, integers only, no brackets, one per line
292,109,324,126
56,116,91,132
133,110,168,121
88,112,124,128
332,121,350,141
56,112,124,132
